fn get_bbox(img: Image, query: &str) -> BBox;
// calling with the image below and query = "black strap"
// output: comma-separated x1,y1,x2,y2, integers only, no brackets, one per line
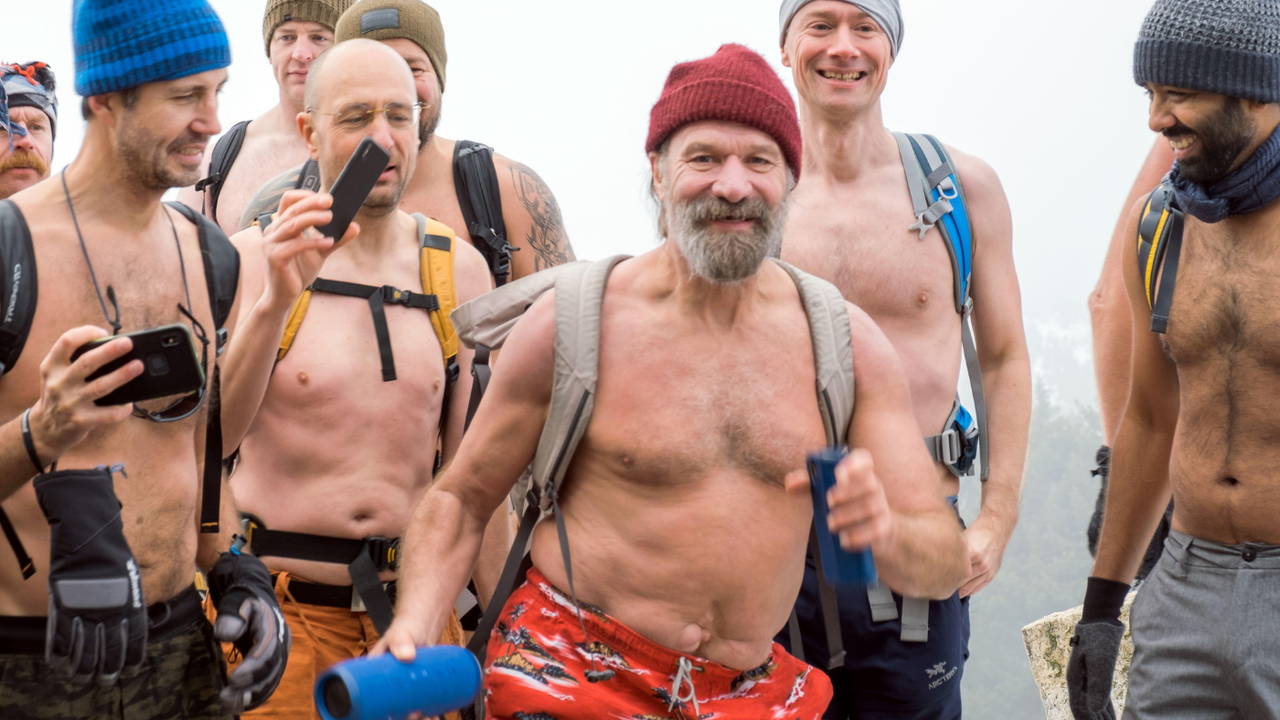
809,527,846,669
199,369,222,533
452,141,514,286
464,344,492,432
787,608,805,664
0,199,38,377
250,526,369,564
194,120,250,225
308,279,440,383
1149,207,1185,335
0,506,34,579
296,158,321,193
348,550,396,634
466,492,539,660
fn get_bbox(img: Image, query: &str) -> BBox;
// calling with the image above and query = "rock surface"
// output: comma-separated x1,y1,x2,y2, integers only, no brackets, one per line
1022,592,1137,720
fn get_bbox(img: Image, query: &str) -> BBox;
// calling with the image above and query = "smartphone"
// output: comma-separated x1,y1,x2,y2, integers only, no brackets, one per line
70,324,205,407
808,447,878,587
315,137,391,241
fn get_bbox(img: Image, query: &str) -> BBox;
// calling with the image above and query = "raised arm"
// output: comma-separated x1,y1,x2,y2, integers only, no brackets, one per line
218,191,347,450
954,150,1031,597
816,303,969,599
380,290,558,659
1092,198,1179,585
497,157,576,278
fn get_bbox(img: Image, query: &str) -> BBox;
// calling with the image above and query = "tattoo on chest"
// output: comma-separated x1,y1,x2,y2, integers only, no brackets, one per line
510,163,575,271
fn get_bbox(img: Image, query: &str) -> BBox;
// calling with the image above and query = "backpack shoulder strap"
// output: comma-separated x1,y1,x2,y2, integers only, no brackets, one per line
1136,178,1183,335
416,213,460,375
893,132,973,313
194,120,250,225
530,255,630,509
774,260,855,446
0,199,37,378
165,202,239,350
453,140,514,285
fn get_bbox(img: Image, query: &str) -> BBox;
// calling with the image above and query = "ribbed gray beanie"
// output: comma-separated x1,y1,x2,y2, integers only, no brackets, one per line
1134,0,1280,103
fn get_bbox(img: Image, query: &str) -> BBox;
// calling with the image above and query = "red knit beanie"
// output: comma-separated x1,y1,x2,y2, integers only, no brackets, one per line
646,44,802,177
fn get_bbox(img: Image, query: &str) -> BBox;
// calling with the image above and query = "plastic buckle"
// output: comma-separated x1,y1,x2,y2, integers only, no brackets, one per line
366,537,399,572
382,286,412,307
937,430,961,466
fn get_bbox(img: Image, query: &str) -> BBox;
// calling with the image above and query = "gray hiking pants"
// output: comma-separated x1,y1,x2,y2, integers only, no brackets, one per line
1123,529,1280,719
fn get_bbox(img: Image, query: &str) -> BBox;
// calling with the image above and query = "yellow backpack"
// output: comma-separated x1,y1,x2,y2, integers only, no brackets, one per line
265,212,460,387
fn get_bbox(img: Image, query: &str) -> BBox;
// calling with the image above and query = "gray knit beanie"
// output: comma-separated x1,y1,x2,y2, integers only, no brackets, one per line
1134,0,1280,103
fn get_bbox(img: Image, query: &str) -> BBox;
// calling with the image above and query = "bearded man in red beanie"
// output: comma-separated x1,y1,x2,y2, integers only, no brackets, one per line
377,43,968,720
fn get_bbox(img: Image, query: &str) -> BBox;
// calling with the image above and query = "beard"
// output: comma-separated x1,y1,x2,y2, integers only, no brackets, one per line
361,168,409,217
117,115,208,191
418,102,442,152
1168,99,1257,187
663,195,785,284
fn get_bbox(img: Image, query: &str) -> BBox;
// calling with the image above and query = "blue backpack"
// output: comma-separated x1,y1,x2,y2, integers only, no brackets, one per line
892,132,987,481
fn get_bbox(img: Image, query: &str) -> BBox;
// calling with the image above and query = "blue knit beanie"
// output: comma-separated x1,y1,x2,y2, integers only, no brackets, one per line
73,0,231,98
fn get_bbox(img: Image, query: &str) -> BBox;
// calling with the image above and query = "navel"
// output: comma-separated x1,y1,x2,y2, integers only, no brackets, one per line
297,371,310,385
1221,476,1240,488
675,623,710,653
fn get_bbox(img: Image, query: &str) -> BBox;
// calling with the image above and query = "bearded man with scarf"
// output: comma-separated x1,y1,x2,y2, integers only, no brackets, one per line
1067,1,1280,719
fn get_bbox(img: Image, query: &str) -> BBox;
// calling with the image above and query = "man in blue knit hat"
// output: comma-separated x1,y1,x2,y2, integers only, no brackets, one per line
0,1,297,717
1068,1,1280,718
0,62,58,200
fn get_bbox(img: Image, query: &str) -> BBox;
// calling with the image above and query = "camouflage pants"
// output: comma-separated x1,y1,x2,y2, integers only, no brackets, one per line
0,585,230,720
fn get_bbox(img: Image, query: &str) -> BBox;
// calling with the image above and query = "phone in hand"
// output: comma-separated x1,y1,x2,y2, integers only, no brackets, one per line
315,137,391,242
70,324,205,407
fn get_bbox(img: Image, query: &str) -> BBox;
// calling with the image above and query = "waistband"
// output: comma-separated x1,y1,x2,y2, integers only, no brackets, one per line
277,573,397,610
0,584,203,655
1166,529,1280,569
520,566,792,695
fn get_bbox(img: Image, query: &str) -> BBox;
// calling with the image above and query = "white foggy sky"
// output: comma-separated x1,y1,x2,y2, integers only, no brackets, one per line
5,0,1161,402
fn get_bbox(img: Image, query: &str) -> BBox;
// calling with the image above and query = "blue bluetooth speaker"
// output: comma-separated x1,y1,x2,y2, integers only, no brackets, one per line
808,448,878,587
314,645,483,720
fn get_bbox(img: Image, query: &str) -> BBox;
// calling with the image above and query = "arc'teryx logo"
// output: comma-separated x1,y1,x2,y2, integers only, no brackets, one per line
126,559,142,609
927,661,958,690
926,662,947,678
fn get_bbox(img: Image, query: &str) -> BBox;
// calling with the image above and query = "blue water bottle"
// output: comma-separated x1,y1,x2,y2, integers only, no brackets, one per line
314,645,483,720
808,448,878,586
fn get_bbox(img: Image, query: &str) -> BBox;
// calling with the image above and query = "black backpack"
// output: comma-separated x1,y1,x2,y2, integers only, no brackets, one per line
0,199,240,579
453,140,514,286
193,120,251,226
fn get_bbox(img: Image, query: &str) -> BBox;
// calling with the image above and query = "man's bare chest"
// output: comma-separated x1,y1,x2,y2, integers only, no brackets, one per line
220,134,310,232
1164,227,1280,366
399,182,468,244
582,321,826,487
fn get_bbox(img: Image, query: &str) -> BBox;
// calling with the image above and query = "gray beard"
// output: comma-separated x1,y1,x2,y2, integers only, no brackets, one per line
664,196,785,284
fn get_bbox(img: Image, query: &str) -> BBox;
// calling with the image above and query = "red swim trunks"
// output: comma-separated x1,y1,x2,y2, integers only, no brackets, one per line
482,566,832,720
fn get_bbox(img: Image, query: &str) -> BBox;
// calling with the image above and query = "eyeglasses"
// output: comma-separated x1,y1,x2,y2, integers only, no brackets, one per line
307,102,428,131
132,304,209,423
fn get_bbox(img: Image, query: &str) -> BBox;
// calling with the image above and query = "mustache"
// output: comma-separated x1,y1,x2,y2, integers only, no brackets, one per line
0,150,49,176
1163,120,1196,139
166,132,211,154
682,196,773,226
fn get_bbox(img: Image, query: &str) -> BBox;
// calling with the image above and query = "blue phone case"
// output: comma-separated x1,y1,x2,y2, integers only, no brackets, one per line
808,448,878,587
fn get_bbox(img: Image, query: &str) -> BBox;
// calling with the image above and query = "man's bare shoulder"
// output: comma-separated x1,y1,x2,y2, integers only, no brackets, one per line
492,152,576,273
843,299,907,385
944,145,1008,210
229,222,266,254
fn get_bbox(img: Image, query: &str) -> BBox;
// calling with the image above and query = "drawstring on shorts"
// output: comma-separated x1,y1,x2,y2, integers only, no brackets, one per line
670,656,701,718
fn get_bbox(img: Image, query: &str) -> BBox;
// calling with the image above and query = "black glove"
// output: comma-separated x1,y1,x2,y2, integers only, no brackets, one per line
1066,577,1130,720
207,549,290,714
34,468,148,685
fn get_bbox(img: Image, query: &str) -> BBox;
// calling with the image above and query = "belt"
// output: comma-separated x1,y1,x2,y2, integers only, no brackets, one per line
0,584,204,656
284,576,398,611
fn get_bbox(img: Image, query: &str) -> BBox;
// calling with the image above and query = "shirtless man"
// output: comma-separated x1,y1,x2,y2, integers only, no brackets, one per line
1085,139,1173,578
177,0,354,235
217,39,495,718
377,44,968,720
775,2,1030,717
240,0,575,285
0,2,288,717
0,62,57,200
1067,3,1280,718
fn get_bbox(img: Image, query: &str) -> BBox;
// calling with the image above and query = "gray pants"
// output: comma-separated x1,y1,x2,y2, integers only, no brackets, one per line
1124,529,1280,719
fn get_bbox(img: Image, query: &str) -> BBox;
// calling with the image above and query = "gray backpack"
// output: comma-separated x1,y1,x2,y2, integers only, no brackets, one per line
452,255,857,671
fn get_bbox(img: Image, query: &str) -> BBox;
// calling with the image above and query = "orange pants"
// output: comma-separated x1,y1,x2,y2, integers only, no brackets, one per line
205,572,464,720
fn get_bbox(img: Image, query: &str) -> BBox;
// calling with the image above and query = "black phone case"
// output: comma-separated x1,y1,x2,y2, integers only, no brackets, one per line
70,323,205,407
316,137,391,241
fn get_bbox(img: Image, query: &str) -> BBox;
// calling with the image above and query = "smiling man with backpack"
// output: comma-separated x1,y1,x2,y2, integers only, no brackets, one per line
376,43,968,720
773,1,1032,718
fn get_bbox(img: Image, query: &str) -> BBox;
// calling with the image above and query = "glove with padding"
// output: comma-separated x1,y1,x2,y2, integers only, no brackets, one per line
34,467,148,685
207,549,290,714
1067,620,1124,719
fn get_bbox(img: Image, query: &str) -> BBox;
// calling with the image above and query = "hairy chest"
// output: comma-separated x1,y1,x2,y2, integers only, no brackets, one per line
1162,225,1280,369
580,310,827,487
